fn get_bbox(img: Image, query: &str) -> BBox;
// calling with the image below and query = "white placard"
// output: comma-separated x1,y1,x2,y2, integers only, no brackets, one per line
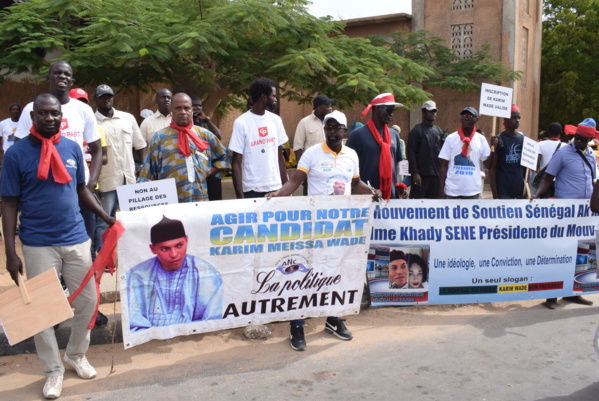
479,83,513,118
399,160,410,176
116,178,178,212
117,196,374,348
520,136,540,170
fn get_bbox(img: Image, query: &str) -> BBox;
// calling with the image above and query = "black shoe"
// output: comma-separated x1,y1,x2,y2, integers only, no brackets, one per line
95,312,108,327
542,298,558,309
564,295,593,306
290,325,306,351
325,318,353,340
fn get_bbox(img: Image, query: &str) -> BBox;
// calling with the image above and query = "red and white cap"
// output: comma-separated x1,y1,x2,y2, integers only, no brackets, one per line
361,93,403,119
69,88,89,103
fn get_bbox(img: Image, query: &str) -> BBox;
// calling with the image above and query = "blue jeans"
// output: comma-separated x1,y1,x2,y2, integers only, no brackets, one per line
95,190,118,253
291,316,341,328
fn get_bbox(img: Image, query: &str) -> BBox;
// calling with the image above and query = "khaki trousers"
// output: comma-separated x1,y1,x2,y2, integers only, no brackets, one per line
22,239,96,377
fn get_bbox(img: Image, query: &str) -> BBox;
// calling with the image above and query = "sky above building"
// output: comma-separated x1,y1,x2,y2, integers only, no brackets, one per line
307,0,412,20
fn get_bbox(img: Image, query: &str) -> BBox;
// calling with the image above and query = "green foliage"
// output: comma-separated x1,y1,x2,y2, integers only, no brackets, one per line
0,0,517,115
540,0,599,128
371,30,522,92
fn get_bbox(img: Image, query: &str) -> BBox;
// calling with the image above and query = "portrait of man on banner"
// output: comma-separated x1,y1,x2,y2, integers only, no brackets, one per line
388,248,429,290
126,215,223,332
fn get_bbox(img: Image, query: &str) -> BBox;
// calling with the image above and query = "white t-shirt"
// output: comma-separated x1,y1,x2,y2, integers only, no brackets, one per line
298,143,359,196
538,139,563,171
16,97,101,182
0,118,18,152
438,131,491,197
229,110,288,192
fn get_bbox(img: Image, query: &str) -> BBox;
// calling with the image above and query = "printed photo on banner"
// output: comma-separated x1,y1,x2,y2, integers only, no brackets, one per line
118,197,374,348
368,199,599,305
367,245,430,306
573,239,599,292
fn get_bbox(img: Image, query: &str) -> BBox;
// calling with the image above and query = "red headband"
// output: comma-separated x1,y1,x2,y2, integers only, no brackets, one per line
360,94,400,119
564,124,598,139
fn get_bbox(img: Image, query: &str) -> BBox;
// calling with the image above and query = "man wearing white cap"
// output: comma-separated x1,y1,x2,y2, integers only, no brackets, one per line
267,110,380,351
346,93,404,200
407,100,445,199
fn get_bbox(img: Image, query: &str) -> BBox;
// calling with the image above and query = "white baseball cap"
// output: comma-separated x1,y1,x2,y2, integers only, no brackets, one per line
323,110,347,127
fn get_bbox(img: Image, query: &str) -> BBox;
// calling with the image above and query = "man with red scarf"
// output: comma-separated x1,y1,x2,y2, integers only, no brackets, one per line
1,94,115,399
138,93,230,202
438,107,492,198
346,93,404,200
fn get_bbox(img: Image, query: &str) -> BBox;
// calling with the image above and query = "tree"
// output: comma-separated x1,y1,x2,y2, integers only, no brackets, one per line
0,0,435,114
0,0,520,116
369,30,521,93
541,0,599,129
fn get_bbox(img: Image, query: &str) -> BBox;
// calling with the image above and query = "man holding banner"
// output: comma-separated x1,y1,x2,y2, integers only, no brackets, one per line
1,94,115,399
267,110,380,351
533,118,598,309
126,216,223,331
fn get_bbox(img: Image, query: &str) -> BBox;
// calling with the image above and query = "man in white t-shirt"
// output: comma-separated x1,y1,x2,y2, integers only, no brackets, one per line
266,110,380,351
0,103,21,155
229,78,289,198
438,107,492,198
538,122,565,171
15,60,102,243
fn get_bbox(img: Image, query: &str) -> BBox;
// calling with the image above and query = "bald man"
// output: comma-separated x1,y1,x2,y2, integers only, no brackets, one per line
138,93,230,202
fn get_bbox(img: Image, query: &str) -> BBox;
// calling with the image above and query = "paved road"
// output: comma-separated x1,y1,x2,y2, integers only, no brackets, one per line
1,298,598,400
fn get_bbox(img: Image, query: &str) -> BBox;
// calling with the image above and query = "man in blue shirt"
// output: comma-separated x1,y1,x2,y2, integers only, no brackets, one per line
533,118,597,309
127,216,223,332
1,94,115,399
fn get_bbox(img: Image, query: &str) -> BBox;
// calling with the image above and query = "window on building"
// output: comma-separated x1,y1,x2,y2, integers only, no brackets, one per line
452,0,474,11
451,24,474,59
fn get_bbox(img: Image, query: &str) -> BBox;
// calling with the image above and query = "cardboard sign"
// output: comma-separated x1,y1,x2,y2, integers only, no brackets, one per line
0,269,73,345
521,136,540,170
116,178,178,212
479,83,513,118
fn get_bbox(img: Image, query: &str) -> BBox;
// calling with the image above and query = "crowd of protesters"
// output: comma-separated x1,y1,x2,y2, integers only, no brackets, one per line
2,60,598,398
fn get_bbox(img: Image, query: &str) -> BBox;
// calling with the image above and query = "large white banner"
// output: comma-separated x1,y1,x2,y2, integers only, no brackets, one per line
368,199,599,306
117,196,374,348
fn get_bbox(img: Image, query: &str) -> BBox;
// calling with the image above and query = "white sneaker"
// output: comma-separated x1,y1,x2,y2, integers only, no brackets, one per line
63,354,97,379
43,375,63,399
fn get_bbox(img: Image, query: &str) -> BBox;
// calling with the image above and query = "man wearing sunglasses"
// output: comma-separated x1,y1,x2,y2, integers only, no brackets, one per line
533,118,597,309
346,93,404,200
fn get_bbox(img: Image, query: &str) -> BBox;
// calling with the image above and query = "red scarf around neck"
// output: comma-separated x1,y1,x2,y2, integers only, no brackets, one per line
366,119,393,200
457,125,477,157
29,125,72,184
170,121,209,157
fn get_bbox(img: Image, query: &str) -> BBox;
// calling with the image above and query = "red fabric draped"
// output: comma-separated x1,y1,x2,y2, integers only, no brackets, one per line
68,222,125,329
366,119,393,200
169,121,208,157
457,126,477,157
29,125,72,184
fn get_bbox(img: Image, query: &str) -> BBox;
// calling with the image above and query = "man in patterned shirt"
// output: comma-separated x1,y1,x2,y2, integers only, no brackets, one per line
138,93,230,202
